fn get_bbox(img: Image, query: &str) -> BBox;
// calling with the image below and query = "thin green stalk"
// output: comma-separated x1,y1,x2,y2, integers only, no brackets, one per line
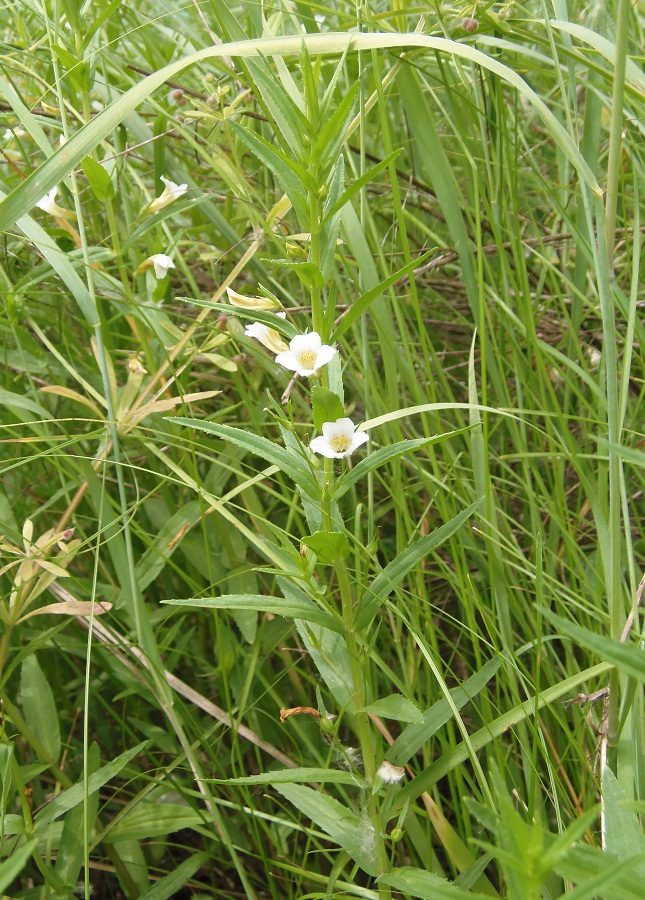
604,0,631,274
599,0,631,743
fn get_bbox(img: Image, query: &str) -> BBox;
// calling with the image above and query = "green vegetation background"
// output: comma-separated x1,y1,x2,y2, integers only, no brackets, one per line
0,1,644,897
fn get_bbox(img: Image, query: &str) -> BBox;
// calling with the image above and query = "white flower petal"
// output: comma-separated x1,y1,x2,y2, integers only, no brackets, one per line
148,174,188,212
275,332,336,377
244,321,289,354
310,418,368,458
150,253,175,279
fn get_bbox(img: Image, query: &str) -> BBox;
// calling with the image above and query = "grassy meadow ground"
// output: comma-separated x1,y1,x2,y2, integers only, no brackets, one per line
1,1,644,897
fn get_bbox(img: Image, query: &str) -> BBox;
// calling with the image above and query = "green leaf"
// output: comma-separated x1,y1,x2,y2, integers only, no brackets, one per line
397,663,611,804
55,742,100,885
311,386,345,432
361,694,424,724
0,840,38,893
333,430,469,500
245,57,308,156
380,867,492,899
81,156,115,201
320,149,403,227
302,530,350,564
137,852,210,900
35,741,148,828
262,258,324,288
314,81,359,173
0,388,51,419
0,31,601,235
20,654,60,762
274,783,377,875
163,592,343,633
103,802,205,843
356,499,482,629
220,768,361,786
540,608,645,682
228,120,310,219
388,657,501,765
166,418,320,501
331,251,431,341
601,766,645,877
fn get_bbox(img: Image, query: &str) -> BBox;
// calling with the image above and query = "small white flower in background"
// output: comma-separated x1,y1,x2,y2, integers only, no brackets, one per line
377,761,406,784
245,312,289,354
314,13,326,24
91,100,104,112
309,417,368,459
148,175,188,213
275,332,336,377
137,254,175,279
4,127,27,141
226,286,280,311
586,345,602,368
35,185,75,219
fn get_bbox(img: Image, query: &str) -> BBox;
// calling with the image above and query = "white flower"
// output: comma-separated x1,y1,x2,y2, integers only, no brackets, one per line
35,185,75,219
143,253,175,279
4,128,27,141
275,332,336,377
245,313,288,354
309,418,368,459
377,761,406,784
148,175,188,213
226,286,280,311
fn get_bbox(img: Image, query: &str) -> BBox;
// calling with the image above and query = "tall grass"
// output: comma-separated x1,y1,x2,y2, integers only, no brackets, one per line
0,1,643,897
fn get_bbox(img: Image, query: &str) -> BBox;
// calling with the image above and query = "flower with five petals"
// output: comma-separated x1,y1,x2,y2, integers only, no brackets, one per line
275,332,336,378
309,418,368,459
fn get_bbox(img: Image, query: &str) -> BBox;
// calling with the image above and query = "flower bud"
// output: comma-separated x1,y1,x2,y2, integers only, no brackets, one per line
226,286,280,311
461,16,479,32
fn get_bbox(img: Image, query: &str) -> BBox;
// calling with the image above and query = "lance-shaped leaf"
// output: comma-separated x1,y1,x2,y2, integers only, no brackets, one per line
356,499,482,629
166,418,320,500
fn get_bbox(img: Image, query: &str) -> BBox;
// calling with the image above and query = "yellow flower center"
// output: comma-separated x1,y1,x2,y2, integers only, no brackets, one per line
296,349,318,370
329,434,351,453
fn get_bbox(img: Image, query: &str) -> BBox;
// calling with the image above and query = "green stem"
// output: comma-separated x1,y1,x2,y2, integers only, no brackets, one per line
604,0,631,275
305,123,388,885
602,0,630,743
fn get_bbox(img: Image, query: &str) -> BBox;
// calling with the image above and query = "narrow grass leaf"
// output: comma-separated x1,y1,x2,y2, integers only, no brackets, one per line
333,432,469,500
397,663,611,804
166,418,320,500
0,840,38,892
541,609,645,683
331,251,431,342
0,32,600,233
388,657,501,765
163,593,343,633
137,852,209,900
356,499,482,630
35,741,148,827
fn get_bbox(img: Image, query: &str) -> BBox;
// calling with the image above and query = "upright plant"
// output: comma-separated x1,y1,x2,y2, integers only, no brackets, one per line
165,48,477,891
